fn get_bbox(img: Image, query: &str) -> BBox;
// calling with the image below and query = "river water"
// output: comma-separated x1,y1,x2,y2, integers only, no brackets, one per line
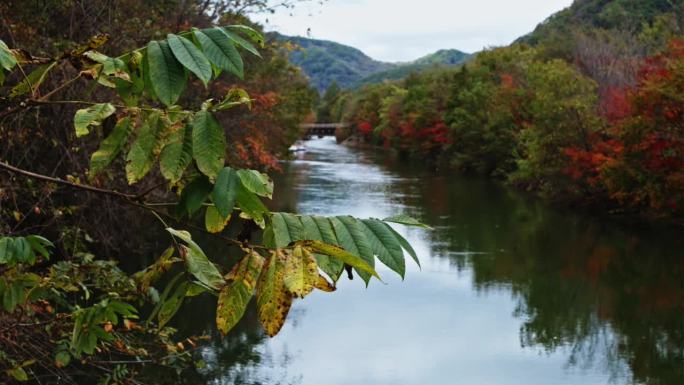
187,137,683,385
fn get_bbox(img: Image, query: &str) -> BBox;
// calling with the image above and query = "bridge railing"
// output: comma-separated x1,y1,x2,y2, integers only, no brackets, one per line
300,123,350,129
299,123,350,138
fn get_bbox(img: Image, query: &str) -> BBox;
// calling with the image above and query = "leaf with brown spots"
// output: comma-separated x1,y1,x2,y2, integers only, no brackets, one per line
227,249,264,289
216,251,264,335
283,246,319,298
256,250,292,337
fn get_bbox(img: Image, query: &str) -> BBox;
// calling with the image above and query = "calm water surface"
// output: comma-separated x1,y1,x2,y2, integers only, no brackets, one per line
185,137,683,385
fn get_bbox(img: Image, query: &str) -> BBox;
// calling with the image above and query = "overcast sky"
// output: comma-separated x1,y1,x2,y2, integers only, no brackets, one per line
253,0,574,62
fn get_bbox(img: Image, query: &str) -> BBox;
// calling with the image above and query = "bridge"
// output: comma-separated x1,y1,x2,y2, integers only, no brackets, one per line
300,123,349,137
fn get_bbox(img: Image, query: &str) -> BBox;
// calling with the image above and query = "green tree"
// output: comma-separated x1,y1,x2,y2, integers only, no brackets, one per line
510,59,605,197
316,80,341,122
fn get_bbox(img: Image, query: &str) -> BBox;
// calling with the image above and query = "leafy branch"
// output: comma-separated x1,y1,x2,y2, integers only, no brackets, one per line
0,23,427,349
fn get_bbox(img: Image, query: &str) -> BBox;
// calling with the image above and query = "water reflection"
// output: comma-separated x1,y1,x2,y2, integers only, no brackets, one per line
183,137,683,385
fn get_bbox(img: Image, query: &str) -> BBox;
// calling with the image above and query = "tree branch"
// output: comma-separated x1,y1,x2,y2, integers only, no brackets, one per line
0,160,263,250
0,160,138,201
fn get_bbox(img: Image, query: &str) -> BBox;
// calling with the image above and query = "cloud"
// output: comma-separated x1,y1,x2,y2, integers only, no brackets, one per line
253,0,574,62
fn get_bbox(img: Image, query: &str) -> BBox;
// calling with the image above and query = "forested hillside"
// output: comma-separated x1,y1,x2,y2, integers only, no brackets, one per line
354,49,471,87
329,0,684,221
276,34,471,92
275,33,394,91
521,0,684,45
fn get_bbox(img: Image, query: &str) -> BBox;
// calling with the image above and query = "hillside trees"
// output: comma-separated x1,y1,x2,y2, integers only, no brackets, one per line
601,40,684,214
331,32,684,219
510,59,605,198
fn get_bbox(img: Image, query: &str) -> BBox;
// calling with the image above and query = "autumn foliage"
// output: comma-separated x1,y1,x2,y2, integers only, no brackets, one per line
332,39,684,219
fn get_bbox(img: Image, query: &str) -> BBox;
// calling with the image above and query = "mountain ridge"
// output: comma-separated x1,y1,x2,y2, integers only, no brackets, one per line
272,33,471,92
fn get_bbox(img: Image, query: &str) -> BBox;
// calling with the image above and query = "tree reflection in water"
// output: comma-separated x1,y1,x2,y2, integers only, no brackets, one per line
410,169,684,385
164,140,682,385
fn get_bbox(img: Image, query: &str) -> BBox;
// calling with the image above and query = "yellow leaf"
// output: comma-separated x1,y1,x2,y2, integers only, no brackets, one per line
226,250,264,290
283,246,319,298
314,274,336,292
256,250,292,337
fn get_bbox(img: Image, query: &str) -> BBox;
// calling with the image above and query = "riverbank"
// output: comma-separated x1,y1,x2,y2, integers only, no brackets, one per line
339,134,683,227
325,40,684,224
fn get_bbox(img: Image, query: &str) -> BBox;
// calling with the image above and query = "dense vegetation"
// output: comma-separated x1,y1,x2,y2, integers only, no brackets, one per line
353,49,472,88
0,1,423,383
279,34,471,92
329,0,684,221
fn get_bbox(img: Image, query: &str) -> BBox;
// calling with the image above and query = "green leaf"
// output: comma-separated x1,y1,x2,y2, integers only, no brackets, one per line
55,351,71,368
147,40,187,106
146,272,182,323
256,251,291,337
12,237,33,264
0,237,14,264
25,235,53,259
213,88,252,111
303,240,381,280
300,215,323,241
221,29,261,57
167,33,212,86
166,228,225,290
89,116,133,179
382,214,431,229
4,281,25,312
179,176,213,216
216,278,251,335
236,183,268,228
192,110,225,180
330,216,374,284
159,122,193,183
7,366,28,382
216,251,264,335
237,169,273,198
185,282,209,297
386,224,421,268
74,103,116,138
283,246,319,298
312,216,339,245
301,216,343,281
225,25,265,48
158,280,188,328
270,213,303,248
87,52,130,88
212,167,239,219
361,219,405,278
194,28,244,79
126,112,162,184
10,62,56,98
205,205,230,233
0,39,17,71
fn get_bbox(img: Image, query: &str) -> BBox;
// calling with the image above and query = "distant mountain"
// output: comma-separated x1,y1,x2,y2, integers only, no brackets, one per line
272,33,394,92
272,33,471,92
354,49,471,87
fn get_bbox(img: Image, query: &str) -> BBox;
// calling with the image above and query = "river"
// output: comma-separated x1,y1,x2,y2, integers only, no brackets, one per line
183,137,684,385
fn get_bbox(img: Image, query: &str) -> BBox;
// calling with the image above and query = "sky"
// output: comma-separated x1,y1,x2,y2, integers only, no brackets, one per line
253,0,574,62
